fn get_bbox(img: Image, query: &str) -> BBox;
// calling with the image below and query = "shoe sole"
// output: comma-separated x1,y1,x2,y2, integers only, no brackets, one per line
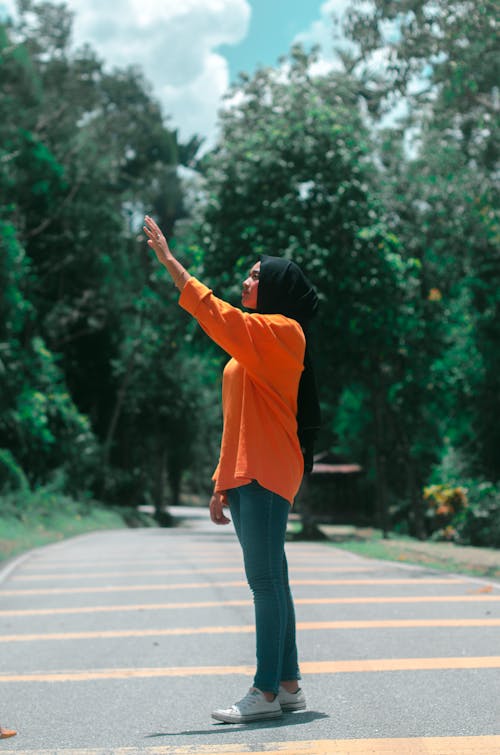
280,701,307,712
212,710,283,724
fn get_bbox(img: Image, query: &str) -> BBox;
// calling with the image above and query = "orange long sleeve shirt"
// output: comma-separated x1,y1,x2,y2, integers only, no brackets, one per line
179,277,305,504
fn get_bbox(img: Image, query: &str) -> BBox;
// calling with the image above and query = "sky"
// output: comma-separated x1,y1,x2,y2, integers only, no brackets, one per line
1,0,351,146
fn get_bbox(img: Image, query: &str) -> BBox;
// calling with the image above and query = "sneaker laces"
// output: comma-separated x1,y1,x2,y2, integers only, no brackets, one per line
233,688,272,711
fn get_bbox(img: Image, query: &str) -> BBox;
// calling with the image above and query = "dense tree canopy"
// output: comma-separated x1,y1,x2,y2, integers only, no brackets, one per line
1,0,498,544
0,0,212,511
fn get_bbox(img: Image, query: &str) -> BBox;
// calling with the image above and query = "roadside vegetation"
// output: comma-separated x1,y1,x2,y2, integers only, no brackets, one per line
1,1,498,552
329,532,500,581
0,504,125,564
0,481,155,564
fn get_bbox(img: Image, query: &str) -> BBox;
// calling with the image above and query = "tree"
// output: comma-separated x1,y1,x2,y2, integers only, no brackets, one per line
344,1,498,163
342,0,500,485
0,1,208,510
0,221,99,492
196,46,441,533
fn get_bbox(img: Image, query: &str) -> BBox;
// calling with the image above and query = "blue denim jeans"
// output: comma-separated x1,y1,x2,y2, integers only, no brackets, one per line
227,480,301,694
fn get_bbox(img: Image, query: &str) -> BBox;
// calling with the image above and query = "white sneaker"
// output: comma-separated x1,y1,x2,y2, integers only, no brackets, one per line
211,688,283,723
277,685,306,711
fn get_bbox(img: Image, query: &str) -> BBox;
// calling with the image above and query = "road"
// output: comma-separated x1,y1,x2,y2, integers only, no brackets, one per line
1,506,499,754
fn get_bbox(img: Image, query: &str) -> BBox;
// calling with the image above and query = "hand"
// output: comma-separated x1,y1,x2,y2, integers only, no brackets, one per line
209,490,231,525
143,215,172,267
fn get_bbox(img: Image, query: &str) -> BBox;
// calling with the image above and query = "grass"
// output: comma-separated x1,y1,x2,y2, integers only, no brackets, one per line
332,539,469,575
330,533,500,580
0,506,129,565
288,522,500,580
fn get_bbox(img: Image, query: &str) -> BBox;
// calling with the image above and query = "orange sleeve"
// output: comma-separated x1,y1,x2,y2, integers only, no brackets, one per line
179,277,305,381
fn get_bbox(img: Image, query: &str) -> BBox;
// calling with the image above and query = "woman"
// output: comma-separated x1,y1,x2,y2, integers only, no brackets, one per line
144,216,320,724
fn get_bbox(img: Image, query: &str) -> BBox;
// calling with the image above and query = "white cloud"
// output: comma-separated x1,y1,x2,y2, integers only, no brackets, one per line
2,0,251,145
294,0,352,58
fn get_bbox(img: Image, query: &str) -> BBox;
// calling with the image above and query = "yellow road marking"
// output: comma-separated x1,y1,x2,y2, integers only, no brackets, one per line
19,556,356,569
2,737,500,754
27,548,342,563
1,618,499,643
1,594,498,616
12,566,375,581
1,581,252,596
0,657,499,682
0,577,467,596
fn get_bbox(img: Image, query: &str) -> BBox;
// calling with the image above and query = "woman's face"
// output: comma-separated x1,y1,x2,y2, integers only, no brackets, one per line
241,261,260,310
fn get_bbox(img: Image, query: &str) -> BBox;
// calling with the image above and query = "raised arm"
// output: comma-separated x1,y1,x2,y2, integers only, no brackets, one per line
179,277,304,381
143,216,305,381
143,215,190,292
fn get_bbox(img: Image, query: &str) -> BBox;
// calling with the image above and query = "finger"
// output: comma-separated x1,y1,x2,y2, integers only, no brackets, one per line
212,511,229,524
214,513,231,525
144,225,161,241
213,505,223,521
145,216,160,233
209,498,221,523
212,504,229,524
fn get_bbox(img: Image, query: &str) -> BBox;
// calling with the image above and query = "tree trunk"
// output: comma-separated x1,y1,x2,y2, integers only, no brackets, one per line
296,474,326,540
103,350,136,465
154,446,173,527
407,457,426,540
373,381,390,538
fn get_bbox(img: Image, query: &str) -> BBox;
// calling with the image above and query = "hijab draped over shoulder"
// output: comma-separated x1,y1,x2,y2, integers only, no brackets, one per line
256,255,321,473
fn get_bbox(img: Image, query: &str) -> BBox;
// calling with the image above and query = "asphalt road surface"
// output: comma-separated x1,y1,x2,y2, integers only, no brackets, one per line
1,506,499,754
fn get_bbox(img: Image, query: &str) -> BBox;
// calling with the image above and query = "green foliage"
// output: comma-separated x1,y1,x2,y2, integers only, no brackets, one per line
344,0,499,170
0,490,132,564
423,484,468,539
1,334,100,489
422,479,500,549
454,482,500,549
0,1,211,514
0,449,29,493
338,0,499,538
0,0,498,550
0,221,32,335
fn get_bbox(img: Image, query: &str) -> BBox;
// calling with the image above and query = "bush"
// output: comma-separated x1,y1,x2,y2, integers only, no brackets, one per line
1,334,100,494
453,481,500,548
422,479,500,548
0,475,88,521
423,484,468,540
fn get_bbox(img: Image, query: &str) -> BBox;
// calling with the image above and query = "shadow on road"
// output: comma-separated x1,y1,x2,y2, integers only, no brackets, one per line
145,710,329,738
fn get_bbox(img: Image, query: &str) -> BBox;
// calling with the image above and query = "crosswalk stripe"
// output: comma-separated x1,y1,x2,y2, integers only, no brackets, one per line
14,556,358,570
1,657,499,682
2,736,500,754
1,618,499,643
12,566,375,581
1,594,498,616
0,577,467,596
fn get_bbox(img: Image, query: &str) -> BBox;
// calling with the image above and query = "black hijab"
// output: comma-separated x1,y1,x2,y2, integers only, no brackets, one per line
256,255,321,473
